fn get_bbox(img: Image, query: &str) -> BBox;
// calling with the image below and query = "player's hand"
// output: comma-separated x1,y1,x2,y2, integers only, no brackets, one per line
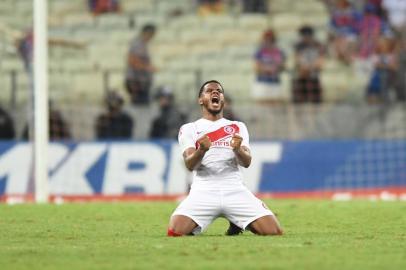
231,134,243,151
198,135,211,152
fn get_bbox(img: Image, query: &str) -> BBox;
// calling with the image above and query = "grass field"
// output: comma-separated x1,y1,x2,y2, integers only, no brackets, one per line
0,200,405,270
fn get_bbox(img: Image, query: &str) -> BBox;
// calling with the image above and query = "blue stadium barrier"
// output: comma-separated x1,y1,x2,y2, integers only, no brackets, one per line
0,140,405,198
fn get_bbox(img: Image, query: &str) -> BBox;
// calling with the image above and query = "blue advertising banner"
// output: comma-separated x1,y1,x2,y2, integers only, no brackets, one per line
0,140,405,197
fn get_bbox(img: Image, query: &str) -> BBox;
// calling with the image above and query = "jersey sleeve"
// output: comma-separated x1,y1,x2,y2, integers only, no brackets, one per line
178,123,195,153
237,122,250,149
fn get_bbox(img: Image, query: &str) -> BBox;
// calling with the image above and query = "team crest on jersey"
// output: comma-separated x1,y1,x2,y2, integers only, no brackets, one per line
224,125,235,135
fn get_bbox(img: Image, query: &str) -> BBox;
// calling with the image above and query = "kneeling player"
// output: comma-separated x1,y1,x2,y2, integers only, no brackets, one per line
167,80,283,236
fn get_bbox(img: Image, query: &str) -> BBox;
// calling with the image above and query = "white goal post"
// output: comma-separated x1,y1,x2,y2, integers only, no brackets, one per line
33,0,49,203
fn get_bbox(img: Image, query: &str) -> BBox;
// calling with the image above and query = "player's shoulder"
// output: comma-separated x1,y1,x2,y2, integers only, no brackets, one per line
179,121,198,135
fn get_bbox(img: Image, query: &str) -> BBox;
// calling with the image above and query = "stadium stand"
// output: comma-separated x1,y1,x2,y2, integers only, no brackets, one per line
0,0,404,140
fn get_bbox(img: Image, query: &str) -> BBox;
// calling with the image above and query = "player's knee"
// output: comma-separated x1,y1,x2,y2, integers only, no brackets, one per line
259,226,283,236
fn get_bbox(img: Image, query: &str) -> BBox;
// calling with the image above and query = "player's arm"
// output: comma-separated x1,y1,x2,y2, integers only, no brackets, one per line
183,135,211,171
231,134,251,168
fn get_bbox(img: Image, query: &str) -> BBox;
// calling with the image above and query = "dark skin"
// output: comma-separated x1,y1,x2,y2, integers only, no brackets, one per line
169,82,283,236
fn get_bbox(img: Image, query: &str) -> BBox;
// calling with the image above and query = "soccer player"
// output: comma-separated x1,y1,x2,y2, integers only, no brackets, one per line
167,80,283,236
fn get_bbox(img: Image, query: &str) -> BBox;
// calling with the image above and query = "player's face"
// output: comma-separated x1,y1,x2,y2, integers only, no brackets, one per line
199,82,225,115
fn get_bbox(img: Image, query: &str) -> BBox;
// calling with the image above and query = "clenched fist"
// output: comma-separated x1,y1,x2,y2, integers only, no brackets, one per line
197,135,211,152
230,134,243,150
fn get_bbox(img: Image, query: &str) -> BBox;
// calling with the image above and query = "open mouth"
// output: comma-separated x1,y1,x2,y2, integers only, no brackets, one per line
211,96,220,105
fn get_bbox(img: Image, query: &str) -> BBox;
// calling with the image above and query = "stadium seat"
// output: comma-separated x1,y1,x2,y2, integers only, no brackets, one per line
0,58,24,72
179,28,213,44
237,14,270,30
98,55,126,70
96,14,130,29
301,14,329,28
50,0,85,15
167,14,203,31
172,72,198,101
49,73,74,100
71,28,102,43
219,29,261,47
276,29,298,49
189,42,224,56
62,13,95,29
108,30,135,44
121,0,155,13
224,44,257,58
0,73,11,102
107,72,125,91
133,14,165,29
206,72,254,102
293,0,328,14
165,56,201,72
156,0,192,15
154,28,179,44
271,13,303,32
72,72,104,101
201,15,236,30
1,13,32,30
151,43,190,60
14,1,33,16
153,71,178,89
0,1,14,15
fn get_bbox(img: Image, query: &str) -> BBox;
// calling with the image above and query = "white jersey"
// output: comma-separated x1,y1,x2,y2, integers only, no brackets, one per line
178,118,250,190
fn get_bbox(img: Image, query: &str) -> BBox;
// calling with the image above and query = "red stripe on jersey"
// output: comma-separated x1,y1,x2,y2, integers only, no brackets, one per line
195,124,239,149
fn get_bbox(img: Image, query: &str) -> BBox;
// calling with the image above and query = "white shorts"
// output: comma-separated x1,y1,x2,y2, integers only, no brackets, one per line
171,187,274,235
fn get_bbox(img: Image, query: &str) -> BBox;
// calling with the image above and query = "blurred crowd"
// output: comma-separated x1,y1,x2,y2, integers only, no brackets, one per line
253,0,406,104
1,0,405,141
325,0,406,103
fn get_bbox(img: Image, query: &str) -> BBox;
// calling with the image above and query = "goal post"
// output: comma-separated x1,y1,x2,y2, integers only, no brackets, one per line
33,0,49,203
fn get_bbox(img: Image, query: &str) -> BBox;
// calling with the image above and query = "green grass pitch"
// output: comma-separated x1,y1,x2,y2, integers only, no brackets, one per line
0,200,405,270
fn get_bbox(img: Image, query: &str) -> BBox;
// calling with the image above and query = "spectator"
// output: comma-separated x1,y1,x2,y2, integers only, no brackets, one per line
365,0,385,17
95,91,134,139
17,29,33,72
357,3,390,59
0,106,15,139
88,0,120,16
149,87,186,139
252,29,286,104
49,105,71,140
292,25,325,103
329,0,361,64
125,24,157,105
366,37,398,103
21,102,71,140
